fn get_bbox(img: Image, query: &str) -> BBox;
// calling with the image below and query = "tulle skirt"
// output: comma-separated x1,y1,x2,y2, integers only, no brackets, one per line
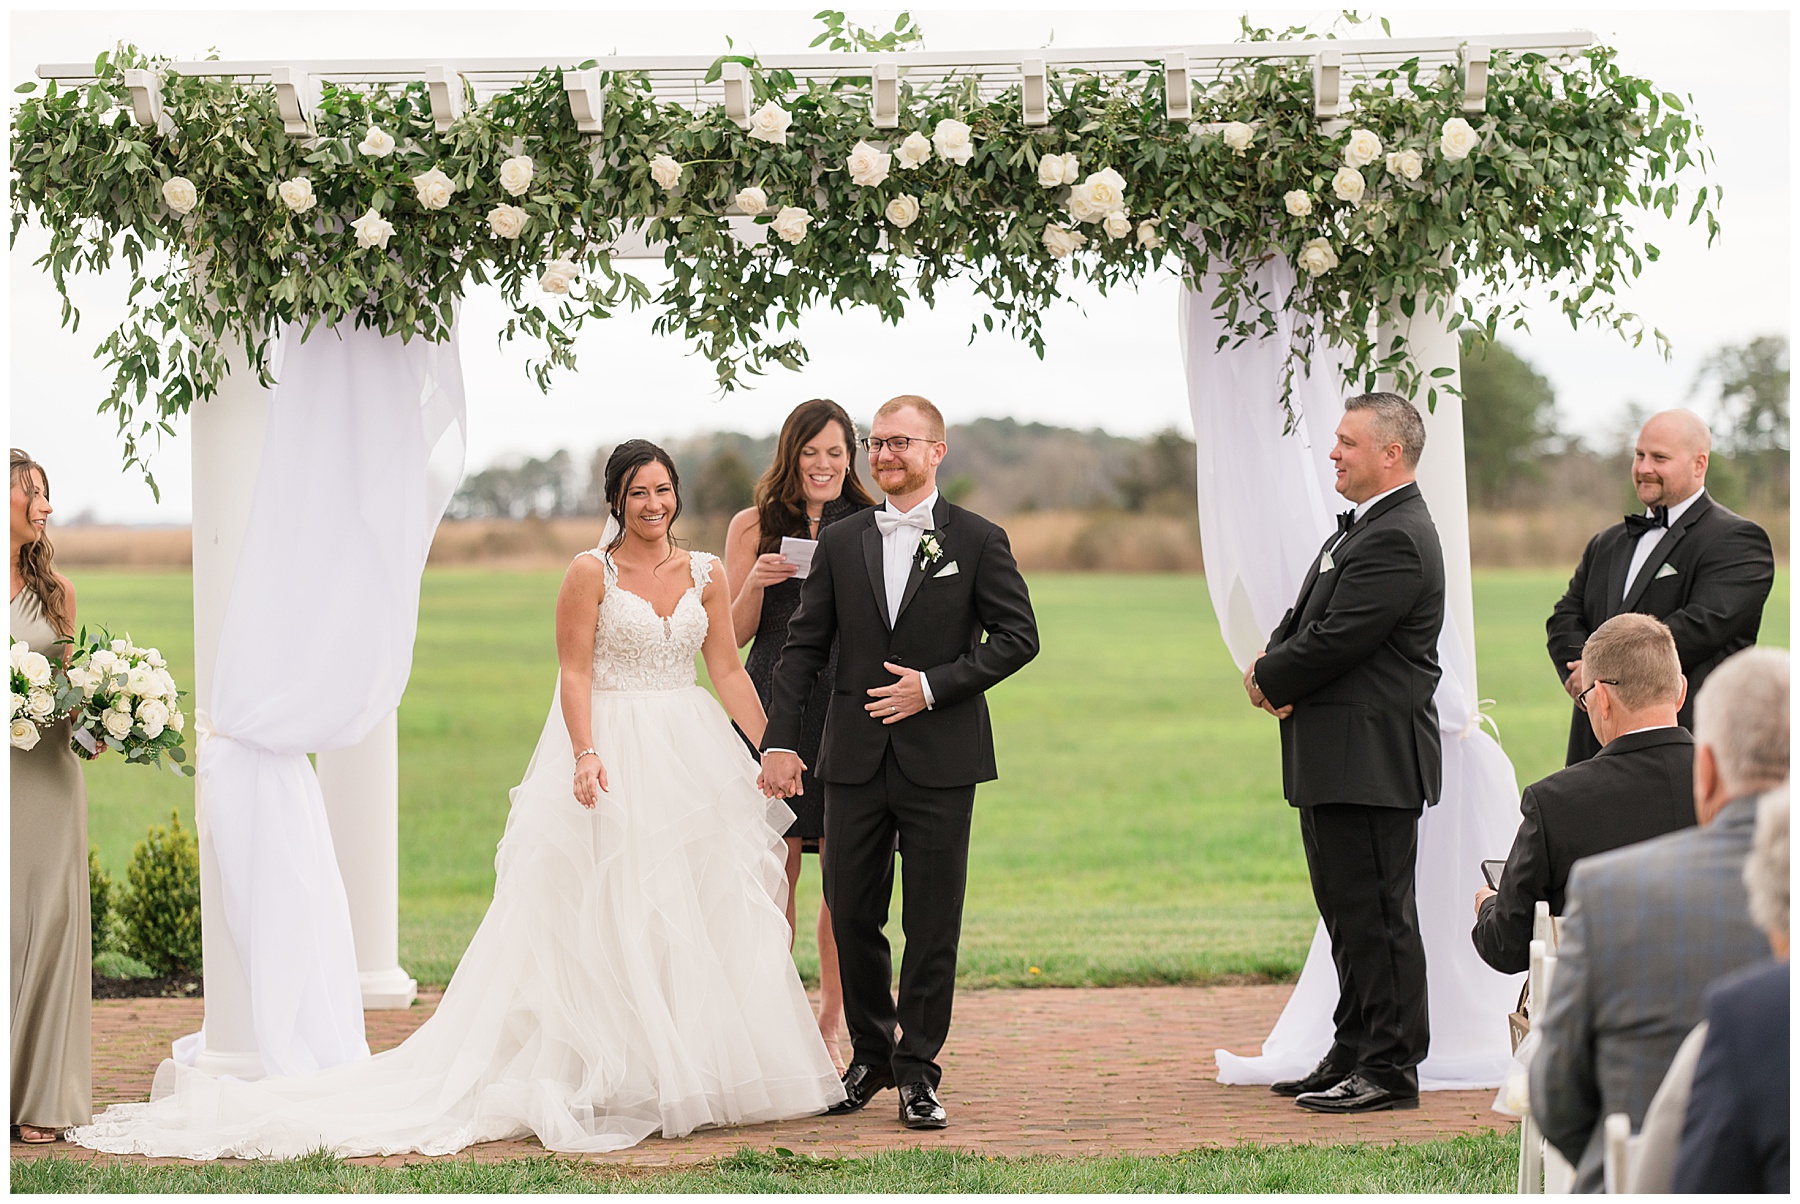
69,684,845,1159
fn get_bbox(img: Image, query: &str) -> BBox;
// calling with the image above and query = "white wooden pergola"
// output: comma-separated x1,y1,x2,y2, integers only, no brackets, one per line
40,29,1594,1083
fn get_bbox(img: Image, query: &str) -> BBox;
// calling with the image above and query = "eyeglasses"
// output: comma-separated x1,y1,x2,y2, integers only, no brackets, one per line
1575,678,1620,713
860,435,940,454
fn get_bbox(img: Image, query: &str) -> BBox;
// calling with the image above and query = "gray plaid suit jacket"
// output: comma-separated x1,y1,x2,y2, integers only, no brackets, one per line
1530,794,1769,1191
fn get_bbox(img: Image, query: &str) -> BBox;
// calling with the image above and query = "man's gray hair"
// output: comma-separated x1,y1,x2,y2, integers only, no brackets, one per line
1344,392,1427,468
1745,785,1788,937
1694,647,1790,797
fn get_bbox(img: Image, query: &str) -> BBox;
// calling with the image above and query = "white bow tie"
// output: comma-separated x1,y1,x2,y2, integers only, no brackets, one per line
873,508,933,537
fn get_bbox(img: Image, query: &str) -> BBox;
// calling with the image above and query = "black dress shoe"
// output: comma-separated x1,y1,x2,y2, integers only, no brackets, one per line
898,1082,948,1129
1294,1073,1419,1114
1270,1057,1351,1098
825,1062,895,1115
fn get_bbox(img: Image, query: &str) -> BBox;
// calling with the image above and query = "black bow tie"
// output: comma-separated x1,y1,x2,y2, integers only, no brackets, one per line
1335,510,1357,535
1624,506,1670,539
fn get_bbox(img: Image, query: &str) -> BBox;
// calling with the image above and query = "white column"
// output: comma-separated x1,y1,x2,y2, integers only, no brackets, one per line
316,713,418,1009
188,338,270,1079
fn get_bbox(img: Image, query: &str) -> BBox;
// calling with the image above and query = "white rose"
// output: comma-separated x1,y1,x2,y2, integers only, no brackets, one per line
89,650,118,676
539,258,579,294
125,666,156,696
1136,220,1164,250
771,206,812,245
1296,237,1339,277
145,649,165,668
846,140,891,188
11,718,39,751
1037,152,1080,188
1042,223,1086,259
1067,168,1127,224
884,194,920,229
153,669,178,700
649,154,682,191
109,639,128,654
9,641,26,670
1440,117,1478,161
1386,149,1424,181
895,131,932,170
358,125,396,158
1221,122,1254,154
103,708,135,740
733,186,768,216
112,694,132,714
499,155,534,196
1331,166,1366,205
931,118,975,166
20,651,51,688
26,689,55,720
351,208,396,251
1102,211,1132,240
1343,128,1383,169
747,100,792,146
1283,190,1314,217
486,204,528,240
277,177,317,215
169,707,185,733
410,167,457,210
161,176,197,215
9,691,21,717
137,698,170,739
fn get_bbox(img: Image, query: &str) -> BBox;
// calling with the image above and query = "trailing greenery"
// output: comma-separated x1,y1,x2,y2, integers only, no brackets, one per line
12,14,1714,483
116,808,202,974
13,1129,1519,1193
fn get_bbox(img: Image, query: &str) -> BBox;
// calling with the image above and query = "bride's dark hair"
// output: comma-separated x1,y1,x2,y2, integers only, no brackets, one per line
602,440,683,557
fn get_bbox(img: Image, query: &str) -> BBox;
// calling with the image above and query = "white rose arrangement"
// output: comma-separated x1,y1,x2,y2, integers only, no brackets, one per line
357,125,396,158
649,154,683,191
1296,237,1339,277
499,155,534,196
895,131,932,170
771,206,813,245
410,167,457,210
1037,153,1081,188
1102,211,1132,241
846,141,892,188
539,258,580,294
1283,190,1314,217
161,176,197,216
277,176,317,215
884,195,920,229
1067,167,1128,224
1331,167,1366,205
1042,223,1086,259
733,186,769,216
931,118,975,166
747,100,793,146
1221,122,1255,154
60,628,193,774
486,204,528,240
1343,128,1384,169
1440,117,1479,161
351,208,396,251
1386,149,1424,181
1136,221,1164,250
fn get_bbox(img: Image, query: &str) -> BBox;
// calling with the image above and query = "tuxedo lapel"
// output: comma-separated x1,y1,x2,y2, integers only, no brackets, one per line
862,523,891,631
1621,494,1709,612
894,495,953,628
1605,531,1634,617
1286,486,1420,631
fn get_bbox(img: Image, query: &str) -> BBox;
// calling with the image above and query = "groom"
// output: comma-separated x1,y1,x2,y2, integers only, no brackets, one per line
761,394,1039,1130
1245,391,1444,1114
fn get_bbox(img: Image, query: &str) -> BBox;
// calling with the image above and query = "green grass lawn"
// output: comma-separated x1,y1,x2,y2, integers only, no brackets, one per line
70,568,1788,989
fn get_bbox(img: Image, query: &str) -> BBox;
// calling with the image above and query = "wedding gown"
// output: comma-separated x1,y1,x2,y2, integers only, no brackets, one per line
71,549,845,1158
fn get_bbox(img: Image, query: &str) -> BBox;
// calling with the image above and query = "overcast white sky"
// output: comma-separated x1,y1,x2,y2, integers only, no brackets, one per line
7,4,1790,523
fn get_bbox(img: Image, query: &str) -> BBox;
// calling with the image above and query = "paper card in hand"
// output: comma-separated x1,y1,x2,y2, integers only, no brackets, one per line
780,536,819,580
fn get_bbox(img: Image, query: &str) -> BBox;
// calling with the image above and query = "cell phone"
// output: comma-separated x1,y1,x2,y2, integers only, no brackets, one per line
1481,859,1507,891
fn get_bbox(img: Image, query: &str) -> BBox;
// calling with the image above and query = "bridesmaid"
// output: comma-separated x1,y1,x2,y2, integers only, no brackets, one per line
726,400,875,1072
9,449,89,1144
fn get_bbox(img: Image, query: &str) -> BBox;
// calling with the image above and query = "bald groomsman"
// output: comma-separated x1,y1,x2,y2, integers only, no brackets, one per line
1547,409,1774,765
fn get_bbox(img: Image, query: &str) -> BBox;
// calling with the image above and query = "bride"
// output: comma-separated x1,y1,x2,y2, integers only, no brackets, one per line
71,440,845,1158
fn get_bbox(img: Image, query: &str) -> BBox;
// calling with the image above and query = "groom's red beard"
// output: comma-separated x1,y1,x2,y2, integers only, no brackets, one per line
874,460,930,498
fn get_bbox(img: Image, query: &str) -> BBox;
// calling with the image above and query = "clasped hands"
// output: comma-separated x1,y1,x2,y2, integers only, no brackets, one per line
1242,652,1293,719
759,662,927,799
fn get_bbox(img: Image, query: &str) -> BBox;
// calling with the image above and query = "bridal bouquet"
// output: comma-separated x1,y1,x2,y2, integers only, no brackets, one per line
9,637,65,751
63,630,194,775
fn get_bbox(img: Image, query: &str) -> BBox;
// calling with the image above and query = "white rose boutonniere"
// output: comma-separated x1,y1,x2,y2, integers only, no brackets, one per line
410,167,457,210
1283,189,1314,217
1221,122,1254,154
1103,211,1132,241
539,258,579,294
847,140,892,188
277,176,317,214
884,195,920,229
649,154,682,191
1386,149,1424,181
931,118,975,166
499,155,534,196
771,206,812,244
1038,152,1080,188
358,125,396,157
486,204,528,240
1344,128,1383,168
1331,166,1366,205
915,532,944,571
1136,220,1164,250
1042,223,1086,259
1440,117,1478,161
895,131,932,170
747,100,793,146
351,208,396,251
161,176,197,215
734,185,768,216
1296,237,1339,277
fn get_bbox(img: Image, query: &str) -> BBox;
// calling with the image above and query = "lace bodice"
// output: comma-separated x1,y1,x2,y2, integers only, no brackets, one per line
584,549,714,692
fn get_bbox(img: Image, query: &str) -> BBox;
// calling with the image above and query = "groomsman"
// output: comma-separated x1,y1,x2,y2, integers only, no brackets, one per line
1546,409,1773,765
1246,392,1444,1115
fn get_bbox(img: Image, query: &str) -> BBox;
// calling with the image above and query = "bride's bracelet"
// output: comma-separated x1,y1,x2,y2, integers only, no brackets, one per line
573,748,598,767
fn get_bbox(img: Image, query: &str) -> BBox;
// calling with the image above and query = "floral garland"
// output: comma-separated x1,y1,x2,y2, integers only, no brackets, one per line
10,35,1714,481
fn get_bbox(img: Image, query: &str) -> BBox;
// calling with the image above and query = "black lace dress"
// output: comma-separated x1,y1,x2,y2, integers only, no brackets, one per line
742,495,868,851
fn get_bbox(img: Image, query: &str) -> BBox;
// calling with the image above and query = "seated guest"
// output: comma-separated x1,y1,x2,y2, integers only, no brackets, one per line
1672,787,1789,1194
1471,614,1696,974
1530,646,1787,1192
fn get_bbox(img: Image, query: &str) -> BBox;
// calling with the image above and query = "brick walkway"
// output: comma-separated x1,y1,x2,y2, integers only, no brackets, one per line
18,985,1511,1168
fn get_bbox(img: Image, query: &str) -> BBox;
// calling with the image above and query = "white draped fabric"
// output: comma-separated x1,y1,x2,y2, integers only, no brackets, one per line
1181,262,1525,1090
186,322,466,1077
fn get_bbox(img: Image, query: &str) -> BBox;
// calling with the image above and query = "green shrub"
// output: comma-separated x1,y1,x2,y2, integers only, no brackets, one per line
87,844,113,955
118,810,201,975
92,948,154,979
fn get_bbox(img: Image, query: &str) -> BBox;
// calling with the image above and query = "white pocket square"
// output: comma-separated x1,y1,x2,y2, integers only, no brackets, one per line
1319,551,1335,573
1654,562,1679,580
932,561,960,578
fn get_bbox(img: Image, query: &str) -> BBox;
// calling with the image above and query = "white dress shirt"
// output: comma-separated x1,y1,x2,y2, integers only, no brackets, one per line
880,491,937,709
1623,489,1703,600
1327,482,1412,552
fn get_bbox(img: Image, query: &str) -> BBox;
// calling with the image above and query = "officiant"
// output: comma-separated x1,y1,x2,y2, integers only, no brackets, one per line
1545,409,1774,765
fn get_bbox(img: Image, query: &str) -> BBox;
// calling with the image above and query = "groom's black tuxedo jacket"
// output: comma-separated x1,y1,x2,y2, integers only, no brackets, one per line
1256,483,1445,810
1546,492,1773,764
763,495,1039,789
